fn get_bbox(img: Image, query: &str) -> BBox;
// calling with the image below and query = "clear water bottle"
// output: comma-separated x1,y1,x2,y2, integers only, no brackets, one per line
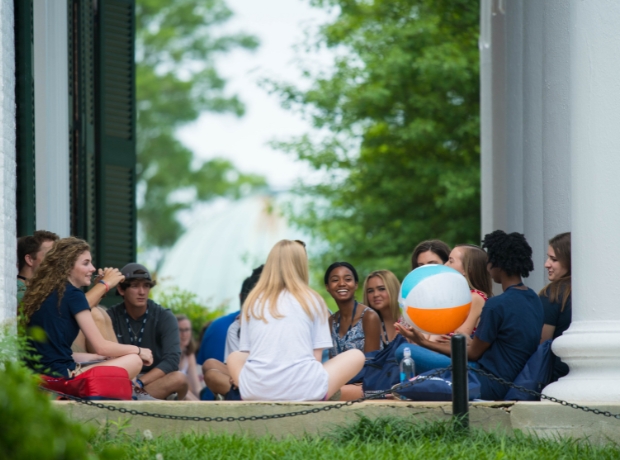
399,347,415,382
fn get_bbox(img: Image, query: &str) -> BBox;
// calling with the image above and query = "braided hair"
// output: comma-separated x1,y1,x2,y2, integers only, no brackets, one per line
482,230,534,277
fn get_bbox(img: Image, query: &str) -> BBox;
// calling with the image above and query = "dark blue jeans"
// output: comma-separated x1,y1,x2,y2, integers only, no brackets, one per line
396,343,478,375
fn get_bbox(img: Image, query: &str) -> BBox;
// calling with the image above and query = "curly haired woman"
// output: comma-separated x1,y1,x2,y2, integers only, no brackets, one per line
22,237,153,379
396,230,544,400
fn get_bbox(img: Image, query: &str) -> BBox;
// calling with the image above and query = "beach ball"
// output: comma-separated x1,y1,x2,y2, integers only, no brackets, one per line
399,265,471,335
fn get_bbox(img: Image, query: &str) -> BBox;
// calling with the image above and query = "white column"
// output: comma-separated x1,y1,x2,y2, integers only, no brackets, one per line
541,1,571,243
544,0,620,402
33,0,70,237
480,0,507,238
0,0,17,324
521,0,545,293
503,0,524,234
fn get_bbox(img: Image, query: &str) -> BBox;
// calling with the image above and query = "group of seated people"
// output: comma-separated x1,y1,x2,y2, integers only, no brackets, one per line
16,228,572,402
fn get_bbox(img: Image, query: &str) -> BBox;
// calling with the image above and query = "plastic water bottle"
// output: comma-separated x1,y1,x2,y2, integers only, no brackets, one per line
400,347,415,382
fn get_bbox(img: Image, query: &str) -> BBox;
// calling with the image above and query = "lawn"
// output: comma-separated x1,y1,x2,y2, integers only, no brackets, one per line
91,415,620,460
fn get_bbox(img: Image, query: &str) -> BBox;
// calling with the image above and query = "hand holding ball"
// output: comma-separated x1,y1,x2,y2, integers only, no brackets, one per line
399,265,471,335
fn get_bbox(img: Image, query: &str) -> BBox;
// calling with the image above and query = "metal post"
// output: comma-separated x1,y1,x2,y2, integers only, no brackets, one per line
451,334,469,431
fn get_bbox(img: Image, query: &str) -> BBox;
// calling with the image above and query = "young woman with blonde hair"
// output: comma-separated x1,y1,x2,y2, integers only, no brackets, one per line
363,270,401,345
23,237,152,380
227,240,364,401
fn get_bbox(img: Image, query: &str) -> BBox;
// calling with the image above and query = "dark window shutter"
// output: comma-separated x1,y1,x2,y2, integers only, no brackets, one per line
96,0,136,284
69,0,98,254
14,0,36,236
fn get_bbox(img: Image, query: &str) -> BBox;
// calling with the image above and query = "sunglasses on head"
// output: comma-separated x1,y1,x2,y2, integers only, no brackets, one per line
294,240,306,248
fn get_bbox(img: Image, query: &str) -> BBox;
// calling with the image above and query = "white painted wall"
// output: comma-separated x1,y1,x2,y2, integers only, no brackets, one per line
33,0,70,237
0,0,17,324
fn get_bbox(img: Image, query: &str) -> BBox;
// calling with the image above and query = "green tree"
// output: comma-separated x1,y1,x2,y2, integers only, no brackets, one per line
136,0,266,251
271,0,480,279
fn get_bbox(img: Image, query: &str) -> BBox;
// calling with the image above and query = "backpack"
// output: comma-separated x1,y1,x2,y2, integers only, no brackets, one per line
392,367,482,401
504,339,554,401
40,366,133,400
359,335,408,394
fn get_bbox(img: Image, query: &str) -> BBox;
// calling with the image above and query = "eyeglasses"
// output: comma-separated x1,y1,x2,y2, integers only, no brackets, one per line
294,240,306,248
179,327,192,333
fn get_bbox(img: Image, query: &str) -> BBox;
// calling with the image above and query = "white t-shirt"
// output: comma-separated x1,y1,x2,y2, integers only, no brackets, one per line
239,291,333,401
223,316,240,363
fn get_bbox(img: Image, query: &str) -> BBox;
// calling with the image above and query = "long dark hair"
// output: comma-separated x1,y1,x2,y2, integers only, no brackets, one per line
539,232,571,311
410,240,451,270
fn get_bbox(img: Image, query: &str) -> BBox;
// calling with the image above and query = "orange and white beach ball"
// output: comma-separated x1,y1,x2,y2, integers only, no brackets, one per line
399,265,471,335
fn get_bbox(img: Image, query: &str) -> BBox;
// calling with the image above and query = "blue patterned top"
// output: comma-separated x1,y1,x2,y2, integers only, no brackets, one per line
329,307,373,358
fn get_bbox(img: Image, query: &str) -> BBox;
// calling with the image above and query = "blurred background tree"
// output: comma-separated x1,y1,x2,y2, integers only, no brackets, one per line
136,0,266,256
269,0,480,280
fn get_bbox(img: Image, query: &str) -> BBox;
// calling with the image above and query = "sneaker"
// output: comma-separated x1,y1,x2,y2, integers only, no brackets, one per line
165,392,179,401
132,387,158,401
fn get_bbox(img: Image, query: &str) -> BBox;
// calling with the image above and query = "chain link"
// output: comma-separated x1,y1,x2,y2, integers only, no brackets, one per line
468,366,620,420
42,366,620,422
42,367,450,423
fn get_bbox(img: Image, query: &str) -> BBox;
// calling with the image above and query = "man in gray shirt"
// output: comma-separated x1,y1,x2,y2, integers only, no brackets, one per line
107,263,188,400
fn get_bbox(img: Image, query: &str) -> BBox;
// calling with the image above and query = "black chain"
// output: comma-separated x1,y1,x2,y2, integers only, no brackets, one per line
469,366,620,420
42,366,620,422
41,367,450,423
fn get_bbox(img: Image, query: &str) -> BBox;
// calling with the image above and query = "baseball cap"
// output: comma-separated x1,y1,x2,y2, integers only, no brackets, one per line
116,263,155,295
120,263,152,281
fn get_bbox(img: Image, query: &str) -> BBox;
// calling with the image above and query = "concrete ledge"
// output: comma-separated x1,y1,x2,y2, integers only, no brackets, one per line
54,400,510,438
52,400,620,443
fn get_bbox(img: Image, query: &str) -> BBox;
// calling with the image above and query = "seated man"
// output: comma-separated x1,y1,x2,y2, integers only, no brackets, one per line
107,263,188,400
17,230,59,303
203,265,263,398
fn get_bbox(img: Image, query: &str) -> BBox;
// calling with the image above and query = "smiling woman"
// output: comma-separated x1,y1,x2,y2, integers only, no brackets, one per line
324,262,382,358
363,270,401,345
21,237,153,380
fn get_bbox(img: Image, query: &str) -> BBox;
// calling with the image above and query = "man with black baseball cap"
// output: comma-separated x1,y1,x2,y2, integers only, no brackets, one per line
107,263,188,400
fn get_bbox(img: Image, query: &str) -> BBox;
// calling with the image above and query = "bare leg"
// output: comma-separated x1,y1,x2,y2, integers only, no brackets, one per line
203,359,232,396
340,384,364,401
323,349,365,399
227,351,249,387
143,371,188,400
184,391,199,401
80,354,143,379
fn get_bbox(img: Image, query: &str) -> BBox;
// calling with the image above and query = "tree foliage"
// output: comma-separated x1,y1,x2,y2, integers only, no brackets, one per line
136,0,266,250
271,0,480,279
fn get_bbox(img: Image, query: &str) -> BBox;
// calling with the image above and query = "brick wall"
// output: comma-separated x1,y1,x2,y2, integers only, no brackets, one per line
0,0,17,324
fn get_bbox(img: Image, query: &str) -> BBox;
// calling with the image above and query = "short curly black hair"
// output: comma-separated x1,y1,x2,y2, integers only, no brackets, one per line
482,230,534,277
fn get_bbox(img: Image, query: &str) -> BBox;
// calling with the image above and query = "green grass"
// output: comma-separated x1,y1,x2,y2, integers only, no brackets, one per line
90,416,620,460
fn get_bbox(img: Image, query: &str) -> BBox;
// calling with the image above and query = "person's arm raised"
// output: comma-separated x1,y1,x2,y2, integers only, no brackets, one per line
85,268,125,308
75,309,153,366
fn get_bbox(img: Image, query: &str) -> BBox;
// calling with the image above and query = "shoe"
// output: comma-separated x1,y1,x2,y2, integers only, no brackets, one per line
165,392,179,401
132,387,158,401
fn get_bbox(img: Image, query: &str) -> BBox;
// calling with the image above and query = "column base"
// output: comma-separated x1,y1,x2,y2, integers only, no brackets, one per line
543,321,620,402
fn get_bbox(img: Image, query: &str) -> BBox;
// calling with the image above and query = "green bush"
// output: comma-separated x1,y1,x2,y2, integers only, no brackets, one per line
0,361,96,460
151,286,227,339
